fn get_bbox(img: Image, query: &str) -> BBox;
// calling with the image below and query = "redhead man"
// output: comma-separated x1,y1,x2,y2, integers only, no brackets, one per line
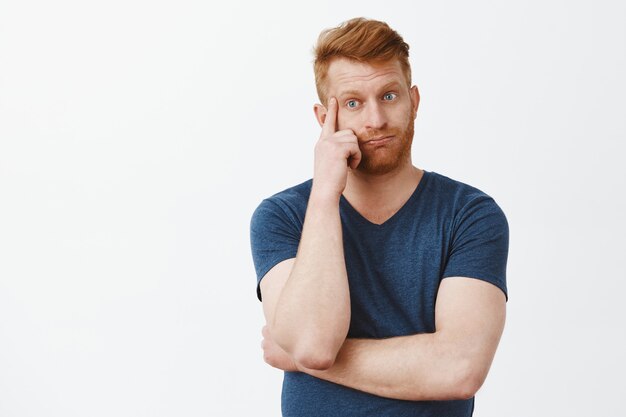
250,17,509,417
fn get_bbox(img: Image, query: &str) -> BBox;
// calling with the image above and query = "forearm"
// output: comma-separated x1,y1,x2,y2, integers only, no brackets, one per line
291,278,505,400
299,333,479,401
272,190,351,369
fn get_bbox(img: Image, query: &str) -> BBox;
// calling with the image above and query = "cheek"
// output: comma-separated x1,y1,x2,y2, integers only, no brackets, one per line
394,107,414,126
337,109,358,131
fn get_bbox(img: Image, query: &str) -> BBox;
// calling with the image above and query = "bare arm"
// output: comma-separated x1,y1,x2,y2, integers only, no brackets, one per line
269,194,350,370
264,97,362,370
262,276,505,400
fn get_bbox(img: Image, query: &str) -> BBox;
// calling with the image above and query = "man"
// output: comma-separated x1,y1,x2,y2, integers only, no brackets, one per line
250,17,508,417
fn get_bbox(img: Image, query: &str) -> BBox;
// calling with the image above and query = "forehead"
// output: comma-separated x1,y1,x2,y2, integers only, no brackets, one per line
326,58,407,96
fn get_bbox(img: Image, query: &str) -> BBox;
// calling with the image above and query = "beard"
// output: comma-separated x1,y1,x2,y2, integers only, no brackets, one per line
355,116,414,176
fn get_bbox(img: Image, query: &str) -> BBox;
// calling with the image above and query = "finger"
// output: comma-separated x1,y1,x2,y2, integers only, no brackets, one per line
346,145,362,170
331,130,358,143
336,142,361,168
321,97,338,137
348,148,362,170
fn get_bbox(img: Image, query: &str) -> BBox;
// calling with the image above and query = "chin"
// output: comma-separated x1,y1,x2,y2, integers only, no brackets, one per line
357,155,409,175
357,144,412,175
357,118,414,175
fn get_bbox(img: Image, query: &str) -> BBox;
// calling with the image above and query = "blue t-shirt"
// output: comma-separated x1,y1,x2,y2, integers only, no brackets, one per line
250,170,509,417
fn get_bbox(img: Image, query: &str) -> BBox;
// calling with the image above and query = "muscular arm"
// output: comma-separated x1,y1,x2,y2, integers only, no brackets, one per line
268,193,351,370
263,97,361,370
257,97,506,394
262,276,506,401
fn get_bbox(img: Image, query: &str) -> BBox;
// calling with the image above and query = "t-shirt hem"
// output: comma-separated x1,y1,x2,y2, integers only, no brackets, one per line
440,273,508,301
256,253,297,301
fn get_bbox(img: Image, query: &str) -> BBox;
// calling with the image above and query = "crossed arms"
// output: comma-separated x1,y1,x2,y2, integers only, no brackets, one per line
259,191,506,402
258,96,506,401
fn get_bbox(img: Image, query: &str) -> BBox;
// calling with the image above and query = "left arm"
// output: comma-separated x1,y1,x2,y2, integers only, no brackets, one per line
262,276,506,401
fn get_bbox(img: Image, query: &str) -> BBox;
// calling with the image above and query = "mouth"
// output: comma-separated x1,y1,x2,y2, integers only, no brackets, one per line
364,136,394,146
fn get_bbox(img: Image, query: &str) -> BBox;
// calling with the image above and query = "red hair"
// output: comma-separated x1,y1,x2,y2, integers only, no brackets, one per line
313,18,411,104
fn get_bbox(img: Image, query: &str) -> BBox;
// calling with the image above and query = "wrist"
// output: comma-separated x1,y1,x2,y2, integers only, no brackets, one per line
310,182,343,204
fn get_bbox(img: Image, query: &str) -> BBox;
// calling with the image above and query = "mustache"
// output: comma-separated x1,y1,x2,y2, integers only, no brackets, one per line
357,128,402,142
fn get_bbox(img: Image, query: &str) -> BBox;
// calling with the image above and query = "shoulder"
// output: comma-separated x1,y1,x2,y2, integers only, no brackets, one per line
430,172,509,298
264,179,313,209
251,179,312,229
426,171,505,216
426,171,490,204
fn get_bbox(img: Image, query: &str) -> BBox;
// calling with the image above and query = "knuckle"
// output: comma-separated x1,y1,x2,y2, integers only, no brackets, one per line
265,354,277,367
315,141,328,152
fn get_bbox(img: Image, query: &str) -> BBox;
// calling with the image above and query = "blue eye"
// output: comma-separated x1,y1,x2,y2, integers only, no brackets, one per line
347,100,358,108
383,93,397,101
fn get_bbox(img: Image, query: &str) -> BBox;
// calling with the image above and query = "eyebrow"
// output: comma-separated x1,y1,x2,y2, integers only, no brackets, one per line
380,81,403,91
337,81,403,99
337,89,361,99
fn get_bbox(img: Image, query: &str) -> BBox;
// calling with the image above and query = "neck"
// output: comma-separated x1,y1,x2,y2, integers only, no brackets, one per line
343,158,423,208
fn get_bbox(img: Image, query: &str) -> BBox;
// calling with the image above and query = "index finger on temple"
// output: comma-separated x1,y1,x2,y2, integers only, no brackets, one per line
322,97,338,135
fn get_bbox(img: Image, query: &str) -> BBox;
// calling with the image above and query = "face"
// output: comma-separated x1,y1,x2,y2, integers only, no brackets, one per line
317,58,419,175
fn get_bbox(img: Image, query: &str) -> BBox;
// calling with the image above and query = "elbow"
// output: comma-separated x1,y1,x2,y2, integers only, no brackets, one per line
453,376,482,400
271,330,339,370
271,331,339,370
292,342,339,370
449,362,487,400
272,321,348,371
294,351,336,371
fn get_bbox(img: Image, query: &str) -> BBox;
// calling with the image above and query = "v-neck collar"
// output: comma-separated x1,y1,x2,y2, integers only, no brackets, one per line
339,170,430,228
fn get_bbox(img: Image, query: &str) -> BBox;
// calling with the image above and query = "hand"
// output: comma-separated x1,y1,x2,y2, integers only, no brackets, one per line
261,325,299,372
312,97,362,199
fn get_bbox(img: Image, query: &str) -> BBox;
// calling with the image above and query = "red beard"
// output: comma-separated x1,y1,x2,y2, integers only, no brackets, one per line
355,117,414,175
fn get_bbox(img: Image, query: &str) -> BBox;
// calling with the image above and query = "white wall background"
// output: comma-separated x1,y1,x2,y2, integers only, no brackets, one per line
1,0,625,416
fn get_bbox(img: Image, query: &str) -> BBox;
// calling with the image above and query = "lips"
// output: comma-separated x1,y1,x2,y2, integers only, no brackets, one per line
364,136,394,146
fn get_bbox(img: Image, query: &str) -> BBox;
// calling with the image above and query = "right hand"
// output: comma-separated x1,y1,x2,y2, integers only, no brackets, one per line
312,97,362,199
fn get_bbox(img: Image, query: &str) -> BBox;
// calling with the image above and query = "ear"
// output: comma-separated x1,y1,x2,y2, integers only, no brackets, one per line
410,85,420,120
313,103,328,128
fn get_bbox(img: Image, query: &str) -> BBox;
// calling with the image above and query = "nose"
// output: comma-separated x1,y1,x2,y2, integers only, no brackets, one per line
362,101,387,130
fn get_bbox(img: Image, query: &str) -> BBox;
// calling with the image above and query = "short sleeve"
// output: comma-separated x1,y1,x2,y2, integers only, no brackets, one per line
442,195,509,300
250,199,301,301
